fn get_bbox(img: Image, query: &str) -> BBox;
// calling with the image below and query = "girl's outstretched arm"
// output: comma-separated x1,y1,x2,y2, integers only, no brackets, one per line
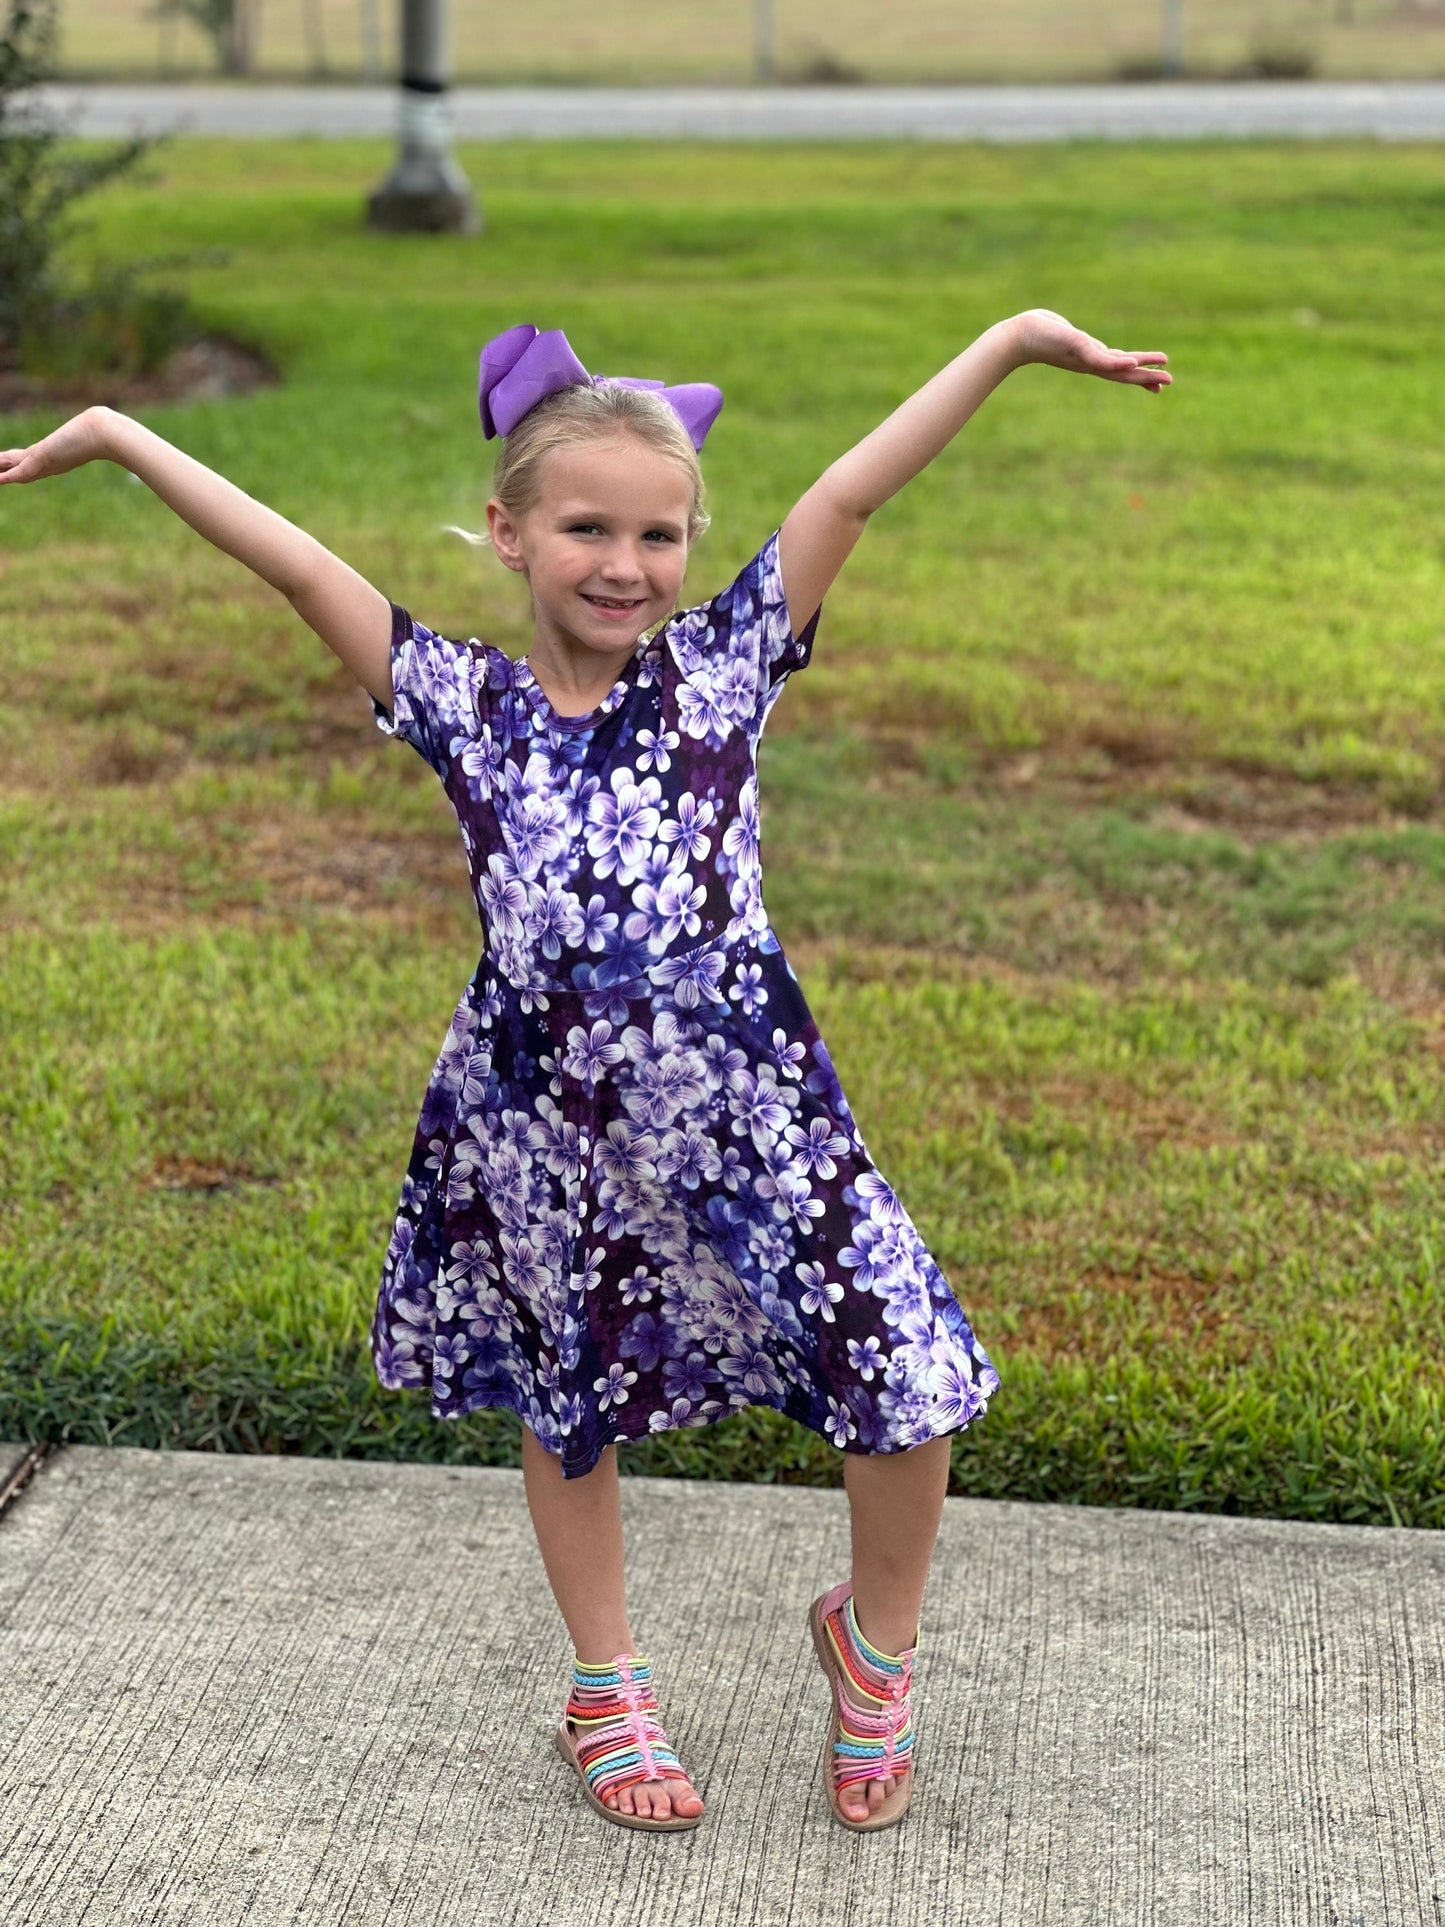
777,309,1170,636
0,406,394,709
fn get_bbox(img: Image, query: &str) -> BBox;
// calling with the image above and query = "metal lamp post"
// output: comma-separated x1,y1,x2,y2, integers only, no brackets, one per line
366,0,479,234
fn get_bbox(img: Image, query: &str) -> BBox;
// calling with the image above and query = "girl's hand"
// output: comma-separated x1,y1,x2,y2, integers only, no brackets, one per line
0,406,113,486
1011,310,1171,393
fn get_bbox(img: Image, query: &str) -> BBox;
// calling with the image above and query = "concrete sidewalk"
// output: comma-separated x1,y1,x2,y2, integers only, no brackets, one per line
32,80,1445,143
0,1442,1440,1925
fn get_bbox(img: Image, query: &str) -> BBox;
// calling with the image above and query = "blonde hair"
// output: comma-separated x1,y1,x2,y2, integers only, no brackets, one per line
446,381,711,549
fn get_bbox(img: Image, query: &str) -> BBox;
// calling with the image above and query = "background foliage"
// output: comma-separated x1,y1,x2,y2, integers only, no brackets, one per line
48,0,1445,85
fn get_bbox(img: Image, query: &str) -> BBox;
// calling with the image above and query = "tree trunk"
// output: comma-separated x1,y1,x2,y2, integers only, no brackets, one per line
224,0,254,77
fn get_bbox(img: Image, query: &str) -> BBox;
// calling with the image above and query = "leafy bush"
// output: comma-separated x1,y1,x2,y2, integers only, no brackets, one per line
0,0,187,377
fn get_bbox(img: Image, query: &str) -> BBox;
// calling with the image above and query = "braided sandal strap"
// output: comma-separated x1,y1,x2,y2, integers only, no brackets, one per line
822,1594,916,1793
564,1653,688,1806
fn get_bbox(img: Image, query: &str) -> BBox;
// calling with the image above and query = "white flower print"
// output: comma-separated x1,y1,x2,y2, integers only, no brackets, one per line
721,776,761,877
619,1265,658,1305
560,768,600,836
478,853,529,942
576,893,618,953
656,1126,723,1190
785,1114,851,1180
459,726,504,800
563,1020,626,1091
716,1144,747,1190
729,1064,795,1147
659,791,714,864
728,961,767,1018
515,966,551,1014
718,1346,786,1405
594,1118,659,1186
499,1229,550,1302
797,1260,844,1322
852,1170,909,1224
624,1050,708,1130
847,1335,885,1382
824,1396,858,1447
430,1331,469,1381
768,1167,824,1232
505,789,569,877
635,725,680,772
527,1097,586,1183
770,1028,807,1079
648,1398,696,1433
701,1033,747,1091
652,946,729,1009
529,882,585,960
571,1246,606,1294
625,870,706,952
585,767,662,884
594,1362,637,1410
929,1354,984,1428
445,1236,499,1289
676,672,733,746
663,1349,713,1404
838,1218,909,1295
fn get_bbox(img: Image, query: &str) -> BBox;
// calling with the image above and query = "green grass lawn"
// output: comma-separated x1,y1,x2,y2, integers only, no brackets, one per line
2,140,1442,1524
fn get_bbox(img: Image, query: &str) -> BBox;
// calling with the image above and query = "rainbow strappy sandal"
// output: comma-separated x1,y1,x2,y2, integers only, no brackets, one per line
554,1652,703,1832
808,1581,918,1832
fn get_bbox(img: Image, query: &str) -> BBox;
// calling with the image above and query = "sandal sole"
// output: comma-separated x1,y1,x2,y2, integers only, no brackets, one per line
807,1593,916,1833
554,1723,704,1832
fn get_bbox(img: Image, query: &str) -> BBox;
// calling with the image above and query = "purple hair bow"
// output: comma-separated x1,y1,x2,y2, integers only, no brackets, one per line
478,323,723,451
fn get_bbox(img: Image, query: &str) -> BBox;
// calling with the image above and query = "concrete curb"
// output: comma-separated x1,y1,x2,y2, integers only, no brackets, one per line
1,1442,1441,1924
32,80,1445,143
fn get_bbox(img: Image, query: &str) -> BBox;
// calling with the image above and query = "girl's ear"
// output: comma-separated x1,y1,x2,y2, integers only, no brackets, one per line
485,497,528,573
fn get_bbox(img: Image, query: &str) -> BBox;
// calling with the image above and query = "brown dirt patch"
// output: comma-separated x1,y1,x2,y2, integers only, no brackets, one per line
971,751,1442,838
0,334,278,415
1010,1264,1237,1364
990,1073,1239,1154
0,800,478,944
144,1153,280,1193
231,819,468,915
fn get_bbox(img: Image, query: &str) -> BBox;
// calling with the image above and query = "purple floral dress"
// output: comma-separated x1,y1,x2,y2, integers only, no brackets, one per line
370,529,998,1478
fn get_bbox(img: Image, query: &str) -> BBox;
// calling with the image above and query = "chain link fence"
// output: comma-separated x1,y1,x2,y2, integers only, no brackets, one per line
54,0,1445,84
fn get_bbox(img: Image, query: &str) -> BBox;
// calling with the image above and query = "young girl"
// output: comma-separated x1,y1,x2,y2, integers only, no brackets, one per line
1,310,1168,1835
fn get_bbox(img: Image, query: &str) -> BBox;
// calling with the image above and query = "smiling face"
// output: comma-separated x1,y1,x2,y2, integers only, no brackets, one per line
486,435,694,671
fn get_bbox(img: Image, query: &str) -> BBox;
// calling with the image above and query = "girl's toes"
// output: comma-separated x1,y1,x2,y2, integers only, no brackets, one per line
866,1777,887,1812
840,1785,870,1822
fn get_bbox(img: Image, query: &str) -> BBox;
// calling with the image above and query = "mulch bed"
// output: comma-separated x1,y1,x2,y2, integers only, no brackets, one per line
0,333,278,416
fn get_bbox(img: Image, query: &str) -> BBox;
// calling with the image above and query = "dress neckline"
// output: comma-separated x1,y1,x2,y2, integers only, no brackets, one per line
513,634,655,733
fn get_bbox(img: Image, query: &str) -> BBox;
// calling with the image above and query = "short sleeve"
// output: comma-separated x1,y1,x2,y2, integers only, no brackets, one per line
371,601,489,784
666,529,822,747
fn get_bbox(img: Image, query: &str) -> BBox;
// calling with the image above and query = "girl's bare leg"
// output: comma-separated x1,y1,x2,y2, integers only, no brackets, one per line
520,1425,703,1819
838,1434,952,1822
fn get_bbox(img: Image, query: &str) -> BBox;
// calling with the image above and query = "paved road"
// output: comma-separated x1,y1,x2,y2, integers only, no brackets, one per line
1,1441,1441,1925
32,79,1445,142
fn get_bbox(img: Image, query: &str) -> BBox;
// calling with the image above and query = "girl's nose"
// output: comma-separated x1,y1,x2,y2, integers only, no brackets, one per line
598,544,646,583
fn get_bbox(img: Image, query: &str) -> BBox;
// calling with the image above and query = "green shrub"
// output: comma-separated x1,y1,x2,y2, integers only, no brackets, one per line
0,0,184,372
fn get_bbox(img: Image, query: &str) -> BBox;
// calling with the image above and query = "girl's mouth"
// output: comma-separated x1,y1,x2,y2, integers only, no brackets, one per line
582,593,646,617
